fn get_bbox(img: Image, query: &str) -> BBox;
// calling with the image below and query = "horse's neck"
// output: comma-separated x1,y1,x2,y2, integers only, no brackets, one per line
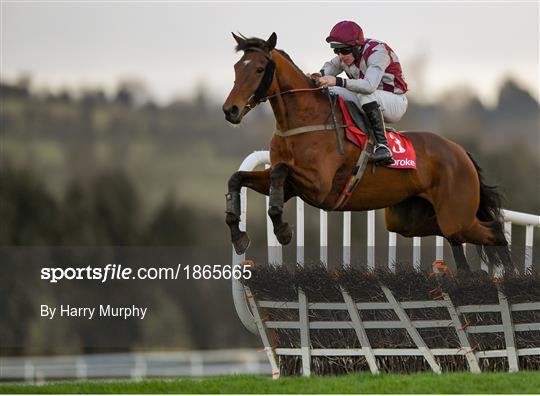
269,53,328,131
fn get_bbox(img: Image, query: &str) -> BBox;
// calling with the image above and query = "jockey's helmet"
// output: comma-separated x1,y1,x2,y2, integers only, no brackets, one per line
326,21,365,48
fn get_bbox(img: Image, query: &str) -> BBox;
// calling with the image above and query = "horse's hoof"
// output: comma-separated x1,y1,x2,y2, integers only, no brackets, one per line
275,223,293,245
233,232,251,255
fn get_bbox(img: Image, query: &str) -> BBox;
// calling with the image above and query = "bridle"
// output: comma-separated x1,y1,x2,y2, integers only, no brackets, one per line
242,47,324,111
239,46,346,156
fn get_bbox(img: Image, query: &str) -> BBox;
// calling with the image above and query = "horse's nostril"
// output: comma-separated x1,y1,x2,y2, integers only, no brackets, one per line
230,105,239,116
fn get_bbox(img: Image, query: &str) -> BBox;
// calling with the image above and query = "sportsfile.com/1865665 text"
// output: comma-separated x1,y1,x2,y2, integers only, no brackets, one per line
40,264,252,283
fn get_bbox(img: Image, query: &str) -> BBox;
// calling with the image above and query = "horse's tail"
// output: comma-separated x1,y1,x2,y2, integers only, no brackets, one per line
467,152,513,269
467,152,503,222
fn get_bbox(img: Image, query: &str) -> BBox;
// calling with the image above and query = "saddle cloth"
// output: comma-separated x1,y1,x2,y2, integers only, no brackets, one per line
337,96,417,169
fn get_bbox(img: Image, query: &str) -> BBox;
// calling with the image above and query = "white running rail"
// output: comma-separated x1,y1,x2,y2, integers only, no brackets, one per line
0,349,270,382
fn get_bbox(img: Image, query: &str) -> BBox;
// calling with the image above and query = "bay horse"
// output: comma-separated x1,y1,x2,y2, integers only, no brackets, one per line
222,32,512,273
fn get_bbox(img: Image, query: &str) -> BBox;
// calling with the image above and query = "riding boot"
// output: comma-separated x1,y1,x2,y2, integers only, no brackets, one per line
362,101,394,165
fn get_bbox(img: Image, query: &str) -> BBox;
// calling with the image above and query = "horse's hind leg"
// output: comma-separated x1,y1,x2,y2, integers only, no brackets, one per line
268,163,293,245
226,169,271,254
448,241,471,273
463,220,513,271
385,197,472,272
436,205,513,271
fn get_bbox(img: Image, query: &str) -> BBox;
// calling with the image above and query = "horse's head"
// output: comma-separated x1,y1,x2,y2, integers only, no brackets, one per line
223,32,277,124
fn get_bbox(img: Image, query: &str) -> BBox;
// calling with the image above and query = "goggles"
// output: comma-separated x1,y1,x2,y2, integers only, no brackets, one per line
333,47,354,55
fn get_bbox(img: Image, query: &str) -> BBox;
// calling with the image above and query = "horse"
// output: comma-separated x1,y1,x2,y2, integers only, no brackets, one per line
222,32,513,273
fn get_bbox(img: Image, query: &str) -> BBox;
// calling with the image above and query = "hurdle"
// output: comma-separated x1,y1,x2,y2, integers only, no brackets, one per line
232,151,540,378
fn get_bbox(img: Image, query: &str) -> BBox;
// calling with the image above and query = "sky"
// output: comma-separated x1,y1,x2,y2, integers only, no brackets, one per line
1,1,539,107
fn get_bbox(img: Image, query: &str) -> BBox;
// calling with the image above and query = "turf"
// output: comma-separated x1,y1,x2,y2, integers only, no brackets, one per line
1,371,539,394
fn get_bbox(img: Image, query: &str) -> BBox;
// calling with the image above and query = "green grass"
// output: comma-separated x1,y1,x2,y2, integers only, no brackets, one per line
1,372,540,394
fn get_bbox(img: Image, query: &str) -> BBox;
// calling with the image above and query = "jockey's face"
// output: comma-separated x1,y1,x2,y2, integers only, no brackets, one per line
338,52,355,66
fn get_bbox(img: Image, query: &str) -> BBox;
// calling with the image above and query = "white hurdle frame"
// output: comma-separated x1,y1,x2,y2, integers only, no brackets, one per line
231,151,540,377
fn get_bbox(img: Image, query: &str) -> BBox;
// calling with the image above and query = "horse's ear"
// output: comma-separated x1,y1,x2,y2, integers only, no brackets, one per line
232,32,246,47
266,32,277,51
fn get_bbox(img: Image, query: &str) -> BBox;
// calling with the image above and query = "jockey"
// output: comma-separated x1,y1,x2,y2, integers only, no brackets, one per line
310,21,408,165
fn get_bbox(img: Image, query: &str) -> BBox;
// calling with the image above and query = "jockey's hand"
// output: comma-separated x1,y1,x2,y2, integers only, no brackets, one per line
317,76,336,88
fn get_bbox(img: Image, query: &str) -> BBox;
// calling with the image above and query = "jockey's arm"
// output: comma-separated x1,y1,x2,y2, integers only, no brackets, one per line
345,48,390,94
320,56,343,77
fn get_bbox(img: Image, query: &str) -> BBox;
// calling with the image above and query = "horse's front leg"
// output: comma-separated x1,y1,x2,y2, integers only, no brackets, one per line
268,163,293,245
226,169,271,254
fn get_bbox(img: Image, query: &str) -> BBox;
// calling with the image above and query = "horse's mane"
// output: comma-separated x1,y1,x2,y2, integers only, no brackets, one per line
235,36,316,88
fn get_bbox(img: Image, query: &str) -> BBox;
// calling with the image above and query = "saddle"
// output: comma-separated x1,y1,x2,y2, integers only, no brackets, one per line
332,96,416,210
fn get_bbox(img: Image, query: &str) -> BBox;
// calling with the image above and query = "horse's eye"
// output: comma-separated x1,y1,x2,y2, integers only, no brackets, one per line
256,67,265,74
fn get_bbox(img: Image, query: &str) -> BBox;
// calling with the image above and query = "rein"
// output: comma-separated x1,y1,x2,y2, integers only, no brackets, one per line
246,86,324,110
262,86,325,102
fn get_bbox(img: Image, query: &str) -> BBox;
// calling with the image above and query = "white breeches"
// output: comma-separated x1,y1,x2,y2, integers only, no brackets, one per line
329,87,408,124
